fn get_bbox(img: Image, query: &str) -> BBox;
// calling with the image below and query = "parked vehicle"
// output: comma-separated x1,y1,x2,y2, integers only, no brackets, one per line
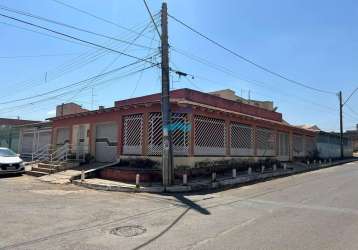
0,147,25,175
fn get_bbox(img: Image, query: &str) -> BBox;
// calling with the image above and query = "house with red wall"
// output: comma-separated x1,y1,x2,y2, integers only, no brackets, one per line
48,88,316,167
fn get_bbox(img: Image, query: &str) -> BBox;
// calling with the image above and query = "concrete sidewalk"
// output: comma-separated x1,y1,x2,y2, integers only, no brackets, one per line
73,158,357,193
35,162,112,185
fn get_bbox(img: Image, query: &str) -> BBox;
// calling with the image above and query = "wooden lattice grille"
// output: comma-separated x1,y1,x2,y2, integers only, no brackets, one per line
147,112,189,155
194,116,226,156
256,127,275,156
278,131,289,156
123,114,143,155
230,122,254,156
293,134,304,157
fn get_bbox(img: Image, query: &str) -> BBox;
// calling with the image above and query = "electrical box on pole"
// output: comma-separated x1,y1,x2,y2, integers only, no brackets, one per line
161,2,173,187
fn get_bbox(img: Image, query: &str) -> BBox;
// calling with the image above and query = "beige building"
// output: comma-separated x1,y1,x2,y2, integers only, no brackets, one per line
56,103,88,117
209,89,276,111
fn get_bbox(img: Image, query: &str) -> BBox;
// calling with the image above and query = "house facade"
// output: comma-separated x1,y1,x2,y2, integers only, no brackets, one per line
0,118,39,152
49,88,317,166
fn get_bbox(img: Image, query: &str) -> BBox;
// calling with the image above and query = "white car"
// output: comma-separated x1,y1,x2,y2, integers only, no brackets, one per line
0,147,25,175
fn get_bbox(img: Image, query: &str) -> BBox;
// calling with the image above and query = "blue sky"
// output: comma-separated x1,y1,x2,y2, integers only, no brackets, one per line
0,0,357,132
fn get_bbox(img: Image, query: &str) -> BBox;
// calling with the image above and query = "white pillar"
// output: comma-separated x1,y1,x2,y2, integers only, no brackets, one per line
248,167,252,175
232,168,237,178
261,165,265,173
183,173,187,185
273,164,277,172
136,174,140,188
212,172,216,182
283,163,287,170
81,169,85,182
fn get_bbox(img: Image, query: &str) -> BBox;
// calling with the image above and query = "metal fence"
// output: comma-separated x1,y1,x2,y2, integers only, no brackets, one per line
293,134,304,157
277,131,289,157
119,112,314,159
194,115,226,156
305,136,316,156
256,127,275,156
148,112,189,155
123,114,143,155
230,122,254,156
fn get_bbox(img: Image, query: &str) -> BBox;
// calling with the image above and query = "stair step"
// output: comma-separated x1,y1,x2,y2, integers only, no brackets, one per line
25,170,48,177
38,163,62,169
31,167,56,174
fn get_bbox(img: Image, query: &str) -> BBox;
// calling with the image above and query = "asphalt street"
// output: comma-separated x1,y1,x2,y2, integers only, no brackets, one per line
1,161,358,250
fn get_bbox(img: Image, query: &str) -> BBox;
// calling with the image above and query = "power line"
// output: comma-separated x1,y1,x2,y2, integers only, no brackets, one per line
345,104,358,118
171,46,338,113
343,87,358,106
0,63,158,114
45,19,156,81
0,20,94,49
142,0,161,38
0,52,81,59
130,29,157,98
0,55,158,105
51,0,159,42
68,20,158,103
0,12,159,67
0,4,154,50
169,14,336,95
0,17,156,100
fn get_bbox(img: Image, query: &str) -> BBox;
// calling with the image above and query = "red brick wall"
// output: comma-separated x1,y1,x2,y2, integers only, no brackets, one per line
99,168,161,183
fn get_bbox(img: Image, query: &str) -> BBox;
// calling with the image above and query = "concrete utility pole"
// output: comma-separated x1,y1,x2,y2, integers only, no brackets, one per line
161,2,173,187
339,87,358,159
339,91,344,159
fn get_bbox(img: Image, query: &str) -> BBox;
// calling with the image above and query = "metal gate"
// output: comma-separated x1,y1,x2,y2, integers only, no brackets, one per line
230,122,254,156
123,114,143,155
256,127,275,156
305,136,315,157
21,132,34,155
194,116,226,156
293,134,304,157
56,127,70,146
277,131,289,160
38,131,51,149
95,123,118,162
277,132,289,156
147,112,189,155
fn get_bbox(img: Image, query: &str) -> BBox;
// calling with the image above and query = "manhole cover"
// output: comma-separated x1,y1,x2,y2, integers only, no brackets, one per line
110,225,146,237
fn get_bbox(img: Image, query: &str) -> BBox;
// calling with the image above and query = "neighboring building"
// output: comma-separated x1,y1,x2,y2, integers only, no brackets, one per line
56,103,88,117
16,122,52,159
209,89,276,111
48,88,315,165
0,118,39,152
14,103,88,159
0,103,87,158
344,124,358,152
297,125,353,158
316,131,352,158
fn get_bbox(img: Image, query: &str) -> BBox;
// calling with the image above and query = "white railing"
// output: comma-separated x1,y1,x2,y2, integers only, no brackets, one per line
31,144,52,162
31,143,89,165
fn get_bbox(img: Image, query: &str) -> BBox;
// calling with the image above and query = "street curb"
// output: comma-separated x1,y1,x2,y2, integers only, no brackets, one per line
72,158,357,193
